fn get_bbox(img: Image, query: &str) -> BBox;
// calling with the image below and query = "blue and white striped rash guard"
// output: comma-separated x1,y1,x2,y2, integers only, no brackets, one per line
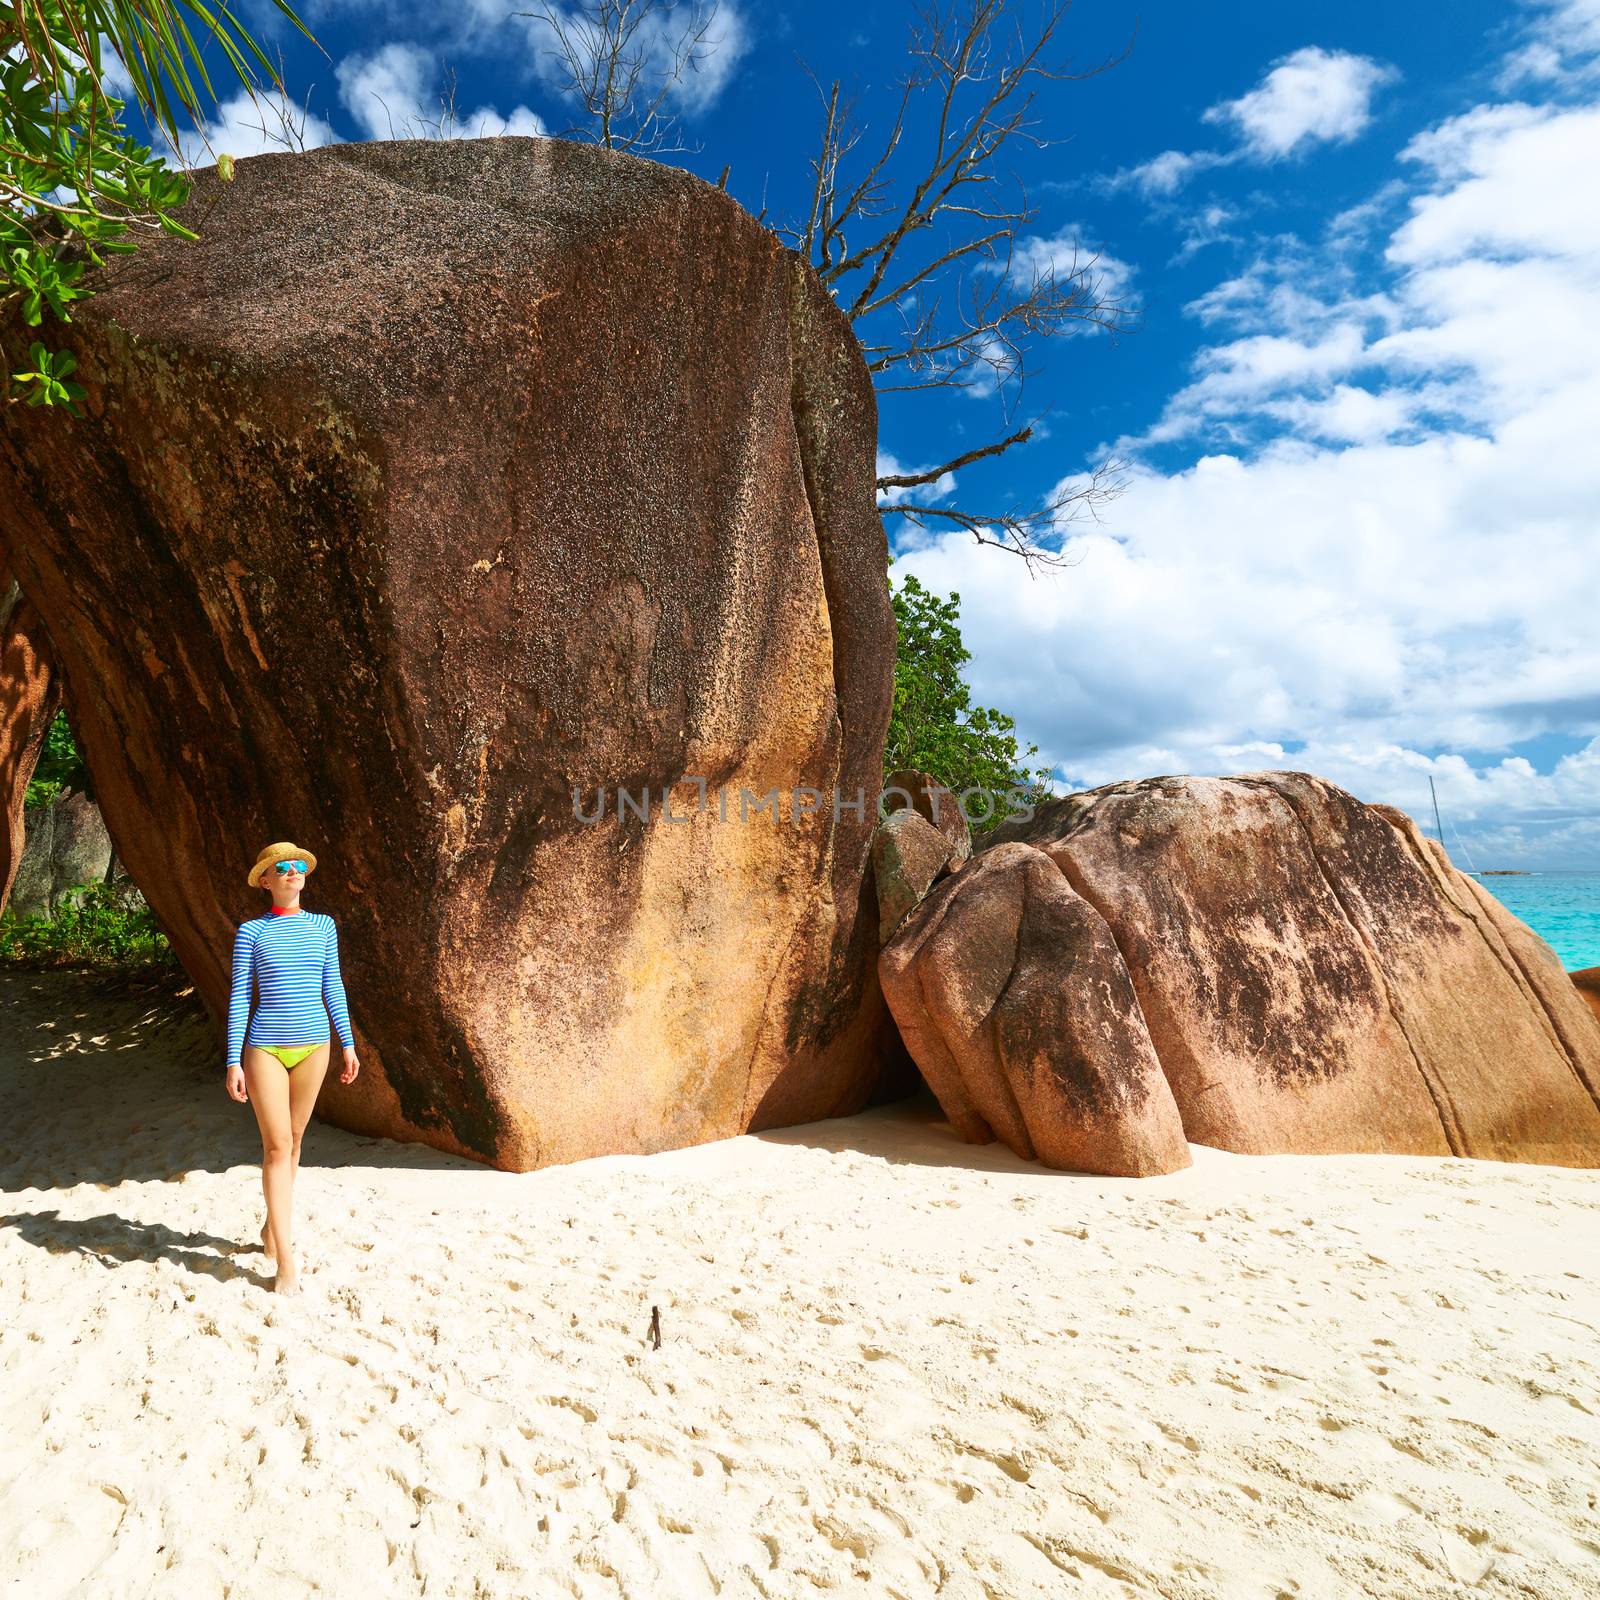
226,910,355,1067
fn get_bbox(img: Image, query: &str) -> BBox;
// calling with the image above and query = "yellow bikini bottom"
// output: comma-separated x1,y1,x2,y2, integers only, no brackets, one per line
258,1043,321,1069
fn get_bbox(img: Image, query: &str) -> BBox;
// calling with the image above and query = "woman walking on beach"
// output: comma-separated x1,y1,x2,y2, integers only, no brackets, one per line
224,842,360,1294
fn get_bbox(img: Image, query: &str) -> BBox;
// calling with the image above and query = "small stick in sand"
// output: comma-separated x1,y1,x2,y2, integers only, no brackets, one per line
649,1305,662,1349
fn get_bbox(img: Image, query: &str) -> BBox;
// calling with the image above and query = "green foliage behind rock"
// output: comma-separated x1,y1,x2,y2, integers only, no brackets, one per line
9,713,158,972
25,709,91,806
885,571,1056,834
0,876,174,974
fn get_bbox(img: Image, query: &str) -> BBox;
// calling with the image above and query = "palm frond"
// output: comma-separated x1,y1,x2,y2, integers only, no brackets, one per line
4,0,318,142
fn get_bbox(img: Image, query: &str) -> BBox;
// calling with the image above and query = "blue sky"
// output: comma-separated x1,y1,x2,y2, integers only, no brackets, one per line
157,0,1600,867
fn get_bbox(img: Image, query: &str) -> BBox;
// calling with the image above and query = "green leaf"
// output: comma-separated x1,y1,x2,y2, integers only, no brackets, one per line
886,573,1056,835
3,0,310,424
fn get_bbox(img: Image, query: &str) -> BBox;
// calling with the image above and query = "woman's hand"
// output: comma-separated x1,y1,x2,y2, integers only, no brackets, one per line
225,1063,248,1102
340,1045,361,1085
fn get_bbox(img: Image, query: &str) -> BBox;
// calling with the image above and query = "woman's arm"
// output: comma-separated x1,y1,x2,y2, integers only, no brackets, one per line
322,916,355,1049
225,922,256,1067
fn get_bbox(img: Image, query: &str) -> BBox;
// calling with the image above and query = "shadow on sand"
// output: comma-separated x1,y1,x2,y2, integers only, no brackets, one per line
2,967,1084,1194
0,968,480,1190
0,1208,272,1285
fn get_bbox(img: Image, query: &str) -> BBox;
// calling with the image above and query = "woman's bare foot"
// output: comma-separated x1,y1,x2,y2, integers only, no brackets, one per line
260,1221,276,1261
272,1261,300,1296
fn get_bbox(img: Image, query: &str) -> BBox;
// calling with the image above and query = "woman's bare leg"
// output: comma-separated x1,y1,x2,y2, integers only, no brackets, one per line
258,1044,332,1265
242,1047,297,1293
282,1043,331,1264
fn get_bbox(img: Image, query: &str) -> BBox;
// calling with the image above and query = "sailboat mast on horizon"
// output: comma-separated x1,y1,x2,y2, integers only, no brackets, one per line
1429,775,1483,874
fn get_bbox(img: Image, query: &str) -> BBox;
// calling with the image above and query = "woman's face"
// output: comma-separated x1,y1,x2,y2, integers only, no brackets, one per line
265,862,306,893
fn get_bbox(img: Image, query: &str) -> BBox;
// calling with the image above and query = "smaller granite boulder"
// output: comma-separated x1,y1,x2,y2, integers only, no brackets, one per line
883,769,972,868
991,771,1600,1166
872,806,955,947
11,790,114,919
879,842,1192,1176
1572,968,1600,1030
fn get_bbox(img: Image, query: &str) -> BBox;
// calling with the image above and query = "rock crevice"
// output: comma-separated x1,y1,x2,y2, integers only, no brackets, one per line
1237,774,1469,1157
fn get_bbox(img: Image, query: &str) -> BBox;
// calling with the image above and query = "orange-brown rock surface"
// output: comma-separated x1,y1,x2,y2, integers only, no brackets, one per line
0,555,63,914
871,805,954,947
879,843,1191,1175
882,768,972,868
0,137,895,1169
1569,967,1600,1030
970,772,1600,1167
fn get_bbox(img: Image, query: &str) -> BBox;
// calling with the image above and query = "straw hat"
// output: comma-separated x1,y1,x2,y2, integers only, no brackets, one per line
246,841,319,889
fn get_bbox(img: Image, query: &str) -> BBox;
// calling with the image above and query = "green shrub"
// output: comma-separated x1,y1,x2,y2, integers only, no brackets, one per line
25,710,92,808
886,572,1056,834
0,878,176,976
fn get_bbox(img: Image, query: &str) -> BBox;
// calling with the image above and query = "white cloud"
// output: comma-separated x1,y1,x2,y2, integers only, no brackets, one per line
1392,102,1600,262
1171,202,1241,264
336,42,546,141
1192,323,1366,393
475,106,548,137
1263,383,1416,444
1128,150,1202,195
1189,266,1401,344
1498,41,1568,88
1203,46,1398,160
171,90,339,166
1105,148,1231,197
892,91,1600,868
1138,323,1372,444
522,2,751,115
337,41,433,139
1002,225,1137,306
1100,46,1397,200
1501,0,1600,84
1326,180,1408,247
317,1,753,118
1536,0,1600,50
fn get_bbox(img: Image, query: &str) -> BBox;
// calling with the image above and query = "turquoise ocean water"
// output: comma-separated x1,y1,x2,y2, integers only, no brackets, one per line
1472,872,1600,971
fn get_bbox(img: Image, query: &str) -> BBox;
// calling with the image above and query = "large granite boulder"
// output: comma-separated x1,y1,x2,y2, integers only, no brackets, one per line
10,790,115,919
0,137,895,1169
0,564,63,914
880,843,1191,1175
973,772,1600,1167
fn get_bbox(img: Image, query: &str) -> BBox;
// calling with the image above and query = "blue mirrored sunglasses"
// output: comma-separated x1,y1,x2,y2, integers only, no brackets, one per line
273,859,308,876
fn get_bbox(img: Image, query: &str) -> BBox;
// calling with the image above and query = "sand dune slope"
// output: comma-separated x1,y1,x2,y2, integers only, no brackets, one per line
2,969,1598,1599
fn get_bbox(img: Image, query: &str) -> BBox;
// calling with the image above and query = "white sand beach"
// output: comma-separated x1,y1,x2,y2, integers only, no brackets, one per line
2,967,1599,1600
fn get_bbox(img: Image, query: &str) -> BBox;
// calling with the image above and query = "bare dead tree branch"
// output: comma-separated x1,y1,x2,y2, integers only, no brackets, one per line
875,422,1035,489
779,0,1137,570
162,45,323,164
887,454,1126,574
517,0,724,155
383,65,464,140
